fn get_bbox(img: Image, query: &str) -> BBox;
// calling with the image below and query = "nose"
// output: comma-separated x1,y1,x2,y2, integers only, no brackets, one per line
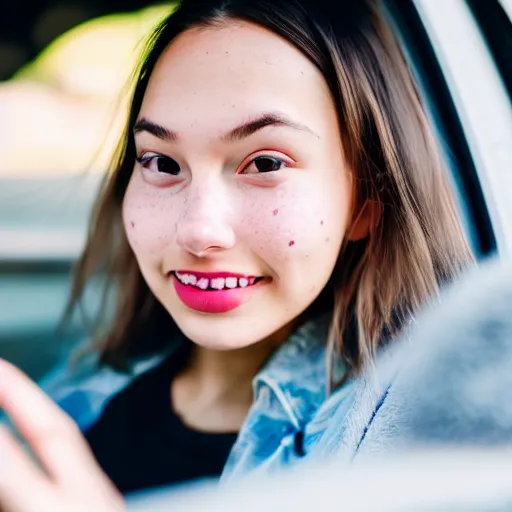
176,180,236,257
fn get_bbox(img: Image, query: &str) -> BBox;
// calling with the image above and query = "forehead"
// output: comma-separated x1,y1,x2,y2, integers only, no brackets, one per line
139,20,335,133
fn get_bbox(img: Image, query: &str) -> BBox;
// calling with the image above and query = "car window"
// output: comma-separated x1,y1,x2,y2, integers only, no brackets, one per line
467,0,512,101
0,4,174,380
501,0,512,20
412,0,512,255
2,0,511,381
385,0,497,257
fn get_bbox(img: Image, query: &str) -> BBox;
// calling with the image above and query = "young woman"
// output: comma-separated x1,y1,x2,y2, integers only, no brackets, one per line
0,0,473,508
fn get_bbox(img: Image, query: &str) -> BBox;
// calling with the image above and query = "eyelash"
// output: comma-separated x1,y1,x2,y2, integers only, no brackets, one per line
239,155,288,174
136,153,180,176
135,152,290,176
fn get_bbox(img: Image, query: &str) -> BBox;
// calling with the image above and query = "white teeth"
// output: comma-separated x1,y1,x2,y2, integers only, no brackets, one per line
197,277,209,290
225,277,237,289
175,272,260,290
175,272,197,285
184,274,196,285
210,277,225,290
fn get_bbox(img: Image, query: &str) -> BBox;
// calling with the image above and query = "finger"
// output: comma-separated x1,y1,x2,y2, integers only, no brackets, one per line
0,424,55,512
0,359,103,490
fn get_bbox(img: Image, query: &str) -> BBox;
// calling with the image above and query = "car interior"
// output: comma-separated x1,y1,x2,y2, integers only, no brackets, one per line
0,0,511,509
0,2,511,503
1,0,511,387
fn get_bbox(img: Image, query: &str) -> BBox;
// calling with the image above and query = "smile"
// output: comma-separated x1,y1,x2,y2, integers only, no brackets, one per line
171,270,267,314
173,271,263,291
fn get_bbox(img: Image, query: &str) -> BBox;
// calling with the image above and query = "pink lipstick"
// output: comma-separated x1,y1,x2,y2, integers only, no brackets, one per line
172,270,263,314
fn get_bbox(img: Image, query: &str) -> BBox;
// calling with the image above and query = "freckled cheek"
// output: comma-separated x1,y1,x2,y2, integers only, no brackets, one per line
237,189,342,262
122,187,181,256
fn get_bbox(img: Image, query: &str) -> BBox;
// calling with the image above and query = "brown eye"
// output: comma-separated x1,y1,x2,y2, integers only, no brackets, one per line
156,156,180,175
243,156,285,174
138,153,181,175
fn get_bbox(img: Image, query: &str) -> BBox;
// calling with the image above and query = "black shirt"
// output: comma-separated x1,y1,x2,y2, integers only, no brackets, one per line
85,346,238,495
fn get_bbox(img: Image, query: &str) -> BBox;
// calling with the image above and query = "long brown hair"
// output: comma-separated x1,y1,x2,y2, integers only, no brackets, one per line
64,0,473,384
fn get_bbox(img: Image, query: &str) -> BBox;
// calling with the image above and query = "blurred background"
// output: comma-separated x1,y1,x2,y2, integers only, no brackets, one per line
0,0,511,382
0,1,175,379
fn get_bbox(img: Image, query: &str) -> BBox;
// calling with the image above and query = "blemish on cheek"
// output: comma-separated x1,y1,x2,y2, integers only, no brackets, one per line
289,240,295,247
130,221,135,228
320,220,324,225
273,209,279,216
325,237,330,242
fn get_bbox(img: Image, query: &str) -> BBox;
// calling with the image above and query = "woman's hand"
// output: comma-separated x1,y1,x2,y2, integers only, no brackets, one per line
0,359,125,512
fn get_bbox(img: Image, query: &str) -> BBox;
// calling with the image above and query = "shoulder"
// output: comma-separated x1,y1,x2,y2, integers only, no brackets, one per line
221,315,332,480
40,346,168,432
254,314,332,427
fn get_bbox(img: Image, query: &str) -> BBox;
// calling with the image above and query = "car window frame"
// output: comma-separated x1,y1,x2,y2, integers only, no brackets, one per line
411,0,512,256
384,0,498,258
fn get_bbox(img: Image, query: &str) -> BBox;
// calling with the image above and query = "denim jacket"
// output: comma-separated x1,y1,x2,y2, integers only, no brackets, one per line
37,314,357,480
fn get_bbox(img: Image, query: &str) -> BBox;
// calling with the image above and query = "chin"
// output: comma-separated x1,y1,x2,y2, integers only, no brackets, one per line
180,324,261,351
172,311,283,351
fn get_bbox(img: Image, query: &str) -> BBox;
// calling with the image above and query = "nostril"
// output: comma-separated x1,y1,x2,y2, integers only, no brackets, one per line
176,219,236,256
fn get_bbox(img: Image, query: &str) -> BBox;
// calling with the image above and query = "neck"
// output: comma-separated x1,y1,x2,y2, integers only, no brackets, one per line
189,343,272,392
188,320,302,393
171,321,301,432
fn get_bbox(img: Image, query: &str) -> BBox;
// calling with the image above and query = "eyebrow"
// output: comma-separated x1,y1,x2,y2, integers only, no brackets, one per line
133,118,177,141
223,112,320,141
133,111,320,142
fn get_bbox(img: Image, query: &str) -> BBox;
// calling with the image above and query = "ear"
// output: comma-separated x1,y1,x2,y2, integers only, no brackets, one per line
346,200,381,241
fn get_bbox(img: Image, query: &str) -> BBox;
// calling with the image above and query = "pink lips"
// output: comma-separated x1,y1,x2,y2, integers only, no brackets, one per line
172,270,262,314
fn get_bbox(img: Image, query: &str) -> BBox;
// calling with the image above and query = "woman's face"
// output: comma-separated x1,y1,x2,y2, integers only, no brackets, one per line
123,20,356,350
